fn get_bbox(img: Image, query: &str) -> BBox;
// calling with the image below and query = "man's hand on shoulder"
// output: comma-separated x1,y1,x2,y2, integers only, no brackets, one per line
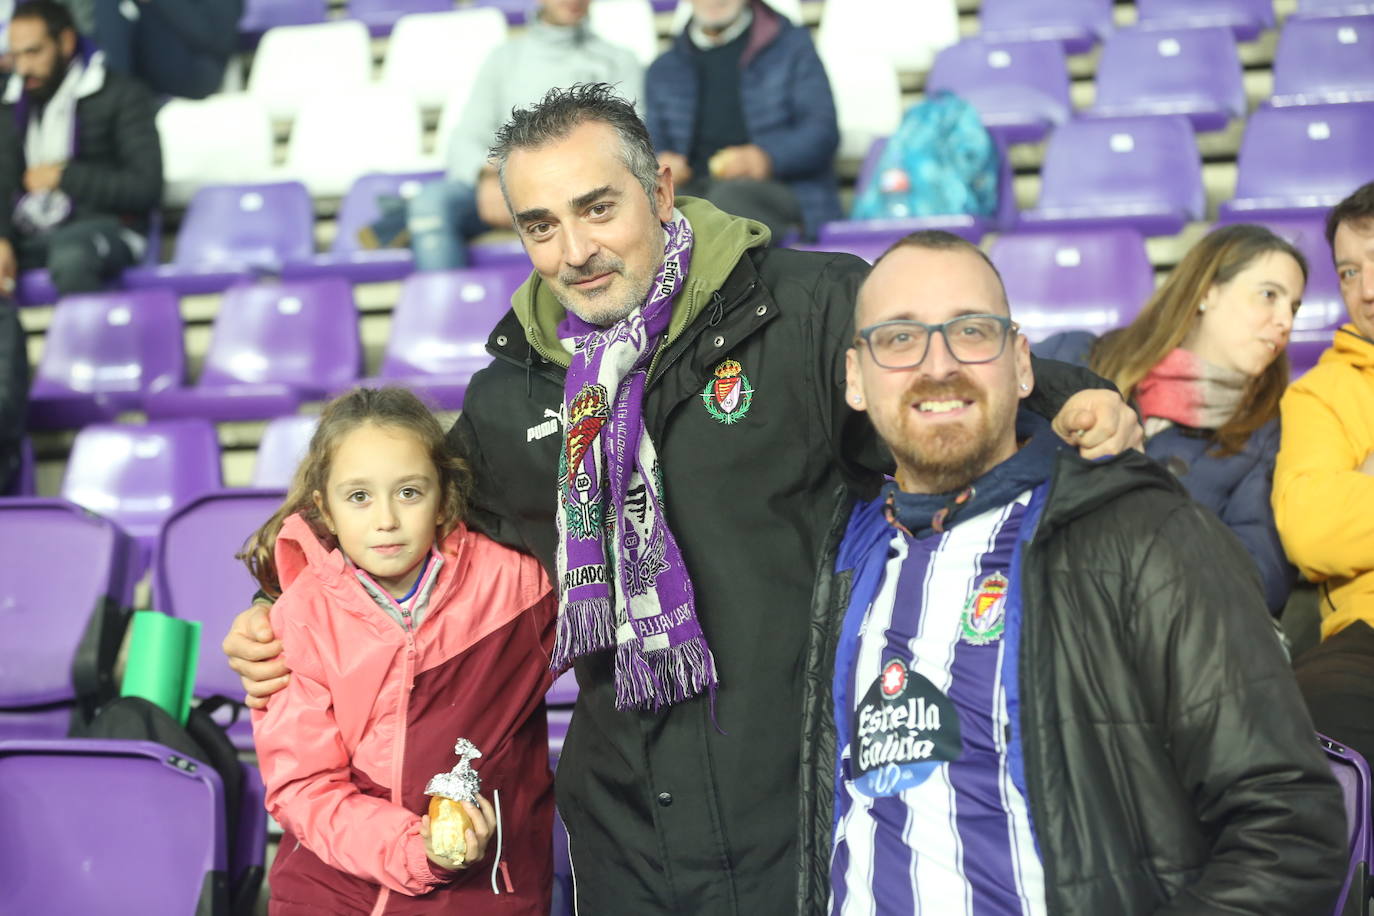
1053,389,1144,459
222,602,289,709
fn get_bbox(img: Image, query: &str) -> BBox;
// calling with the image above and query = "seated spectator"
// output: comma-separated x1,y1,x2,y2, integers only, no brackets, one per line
1036,223,1305,614
646,0,840,243
89,0,243,101
1274,181,1374,766
0,299,25,493
0,0,161,296
363,0,641,271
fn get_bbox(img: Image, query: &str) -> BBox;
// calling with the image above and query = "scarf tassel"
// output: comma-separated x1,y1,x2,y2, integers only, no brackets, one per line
613,636,718,711
550,596,616,671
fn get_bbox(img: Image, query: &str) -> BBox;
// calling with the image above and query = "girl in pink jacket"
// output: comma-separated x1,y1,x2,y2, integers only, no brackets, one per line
246,387,556,915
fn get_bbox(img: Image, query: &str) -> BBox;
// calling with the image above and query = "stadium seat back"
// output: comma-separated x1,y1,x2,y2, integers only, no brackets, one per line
1091,26,1246,131
821,48,903,161
158,95,275,207
253,415,320,489
1224,102,1374,217
247,20,372,118
926,38,1071,145
380,268,526,380
173,182,316,273
0,739,228,914
284,89,426,198
1135,0,1275,39
1272,15,1374,107
818,0,959,73
1321,734,1374,916
978,0,1113,53
991,228,1156,341
589,0,659,67
380,8,509,109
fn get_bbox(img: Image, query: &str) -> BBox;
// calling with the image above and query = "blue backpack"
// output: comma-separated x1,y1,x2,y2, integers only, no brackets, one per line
850,91,1000,221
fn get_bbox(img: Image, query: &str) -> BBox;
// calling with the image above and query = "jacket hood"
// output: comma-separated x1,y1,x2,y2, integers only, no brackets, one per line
510,196,769,368
1036,447,1185,538
1323,325,1374,373
275,512,466,596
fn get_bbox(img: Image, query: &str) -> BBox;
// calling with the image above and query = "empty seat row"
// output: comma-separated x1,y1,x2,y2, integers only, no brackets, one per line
28,268,525,430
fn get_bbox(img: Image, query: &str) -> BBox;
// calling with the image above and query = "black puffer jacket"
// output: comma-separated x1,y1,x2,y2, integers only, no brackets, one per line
0,58,162,240
798,449,1347,915
448,199,1111,915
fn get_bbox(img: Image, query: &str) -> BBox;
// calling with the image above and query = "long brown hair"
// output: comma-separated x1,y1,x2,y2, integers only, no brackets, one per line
240,387,473,596
1089,223,1308,456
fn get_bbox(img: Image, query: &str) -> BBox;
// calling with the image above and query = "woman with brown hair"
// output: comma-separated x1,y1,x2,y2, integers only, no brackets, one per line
1036,223,1306,614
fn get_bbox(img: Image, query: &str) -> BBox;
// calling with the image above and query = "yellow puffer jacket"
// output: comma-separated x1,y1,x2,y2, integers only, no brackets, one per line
1274,326,1374,638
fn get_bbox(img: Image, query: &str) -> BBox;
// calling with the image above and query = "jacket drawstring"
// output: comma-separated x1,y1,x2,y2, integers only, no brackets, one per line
489,788,505,894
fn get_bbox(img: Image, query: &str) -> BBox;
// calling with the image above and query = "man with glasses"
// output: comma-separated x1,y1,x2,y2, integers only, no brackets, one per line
797,230,1344,916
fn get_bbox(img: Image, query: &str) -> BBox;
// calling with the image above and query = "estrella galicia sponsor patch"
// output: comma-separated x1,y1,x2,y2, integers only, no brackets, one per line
701,359,754,424
850,660,962,797
960,571,1009,646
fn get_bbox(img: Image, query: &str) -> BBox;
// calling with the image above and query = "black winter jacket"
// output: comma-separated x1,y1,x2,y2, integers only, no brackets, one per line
447,199,1110,915
0,61,162,240
798,449,1347,915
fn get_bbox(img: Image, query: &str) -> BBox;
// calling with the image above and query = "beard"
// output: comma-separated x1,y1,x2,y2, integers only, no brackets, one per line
550,251,657,328
27,54,72,106
879,376,1008,494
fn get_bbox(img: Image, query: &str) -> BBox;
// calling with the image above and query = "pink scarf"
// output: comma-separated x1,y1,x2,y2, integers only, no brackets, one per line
1134,348,1249,437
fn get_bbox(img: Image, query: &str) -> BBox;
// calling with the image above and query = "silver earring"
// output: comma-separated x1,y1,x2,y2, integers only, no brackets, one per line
1199,303,1207,313
1019,383,1029,391
852,396,862,404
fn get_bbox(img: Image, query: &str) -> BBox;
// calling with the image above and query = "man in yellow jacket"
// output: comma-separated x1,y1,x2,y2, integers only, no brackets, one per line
1274,180,1374,764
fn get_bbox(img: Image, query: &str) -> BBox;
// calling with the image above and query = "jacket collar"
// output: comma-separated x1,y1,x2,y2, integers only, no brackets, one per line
525,9,595,47
507,196,769,369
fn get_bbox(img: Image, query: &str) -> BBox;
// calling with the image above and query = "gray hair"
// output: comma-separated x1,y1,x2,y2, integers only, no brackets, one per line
489,83,660,204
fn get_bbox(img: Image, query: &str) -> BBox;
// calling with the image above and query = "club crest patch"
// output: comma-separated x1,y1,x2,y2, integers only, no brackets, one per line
701,359,754,424
960,571,1009,645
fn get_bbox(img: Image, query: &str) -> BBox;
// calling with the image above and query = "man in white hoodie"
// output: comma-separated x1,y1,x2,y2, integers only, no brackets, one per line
364,0,642,270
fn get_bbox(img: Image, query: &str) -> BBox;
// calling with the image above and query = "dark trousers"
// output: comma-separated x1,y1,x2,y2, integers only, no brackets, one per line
17,216,136,296
1294,619,1374,767
94,0,230,99
679,177,802,245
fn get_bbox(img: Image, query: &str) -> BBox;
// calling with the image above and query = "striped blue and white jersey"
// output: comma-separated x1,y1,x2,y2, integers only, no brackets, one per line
830,489,1047,916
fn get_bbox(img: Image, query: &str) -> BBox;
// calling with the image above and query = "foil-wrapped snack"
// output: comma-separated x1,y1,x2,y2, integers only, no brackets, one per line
425,738,482,864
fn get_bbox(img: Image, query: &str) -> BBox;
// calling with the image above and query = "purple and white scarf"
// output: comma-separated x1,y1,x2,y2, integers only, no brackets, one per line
551,210,718,710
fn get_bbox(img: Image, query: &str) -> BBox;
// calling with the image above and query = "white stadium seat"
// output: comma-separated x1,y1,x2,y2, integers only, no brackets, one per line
283,88,426,197
821,47,904,161
590,0,660,67
157,94,276,206
247,20,373,120
380,8,509,110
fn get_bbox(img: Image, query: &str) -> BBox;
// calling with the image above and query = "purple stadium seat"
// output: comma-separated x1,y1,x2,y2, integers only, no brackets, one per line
145,278,361,422
1018,115,1204,236
348,0,452,33
239,0,327,40
548,669,578,707
1320,734,1374,916
1135,0,1275,40
1219,102,1374,220
0,739,228,914
1272,16,1374,107
253,414,319,488
154,489,286,749
283,170,443,283
925,38,1071,145
1214,213,1346,332
469,235,533,269
990,228,1156,342
60,419,222,574
125,182,316,295
0,499,136,739
548,707,572,765
1296,0,1374,16
977,0,1113,54
356,267,524,409
1089,27,1246,132
27,289,185,430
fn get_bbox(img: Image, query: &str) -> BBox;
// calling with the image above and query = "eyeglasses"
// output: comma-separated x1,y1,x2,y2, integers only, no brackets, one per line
855,314,1018,370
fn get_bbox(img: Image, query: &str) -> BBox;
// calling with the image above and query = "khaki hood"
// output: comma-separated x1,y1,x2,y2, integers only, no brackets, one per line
509,197,770,369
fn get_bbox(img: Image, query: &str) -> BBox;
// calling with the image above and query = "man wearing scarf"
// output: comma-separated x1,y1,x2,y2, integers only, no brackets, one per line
225,85,1145,914
0,0,161,296
804,232,1344,916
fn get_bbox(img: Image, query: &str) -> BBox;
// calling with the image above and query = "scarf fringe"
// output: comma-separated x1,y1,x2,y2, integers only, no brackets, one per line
551,597,616,671
613,636,718,711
